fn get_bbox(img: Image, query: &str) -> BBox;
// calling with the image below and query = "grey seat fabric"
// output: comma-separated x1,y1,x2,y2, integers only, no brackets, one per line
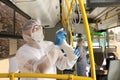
107,60,120,80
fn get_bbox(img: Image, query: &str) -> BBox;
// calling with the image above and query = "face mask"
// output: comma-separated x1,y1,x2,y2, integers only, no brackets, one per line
31,29,44,42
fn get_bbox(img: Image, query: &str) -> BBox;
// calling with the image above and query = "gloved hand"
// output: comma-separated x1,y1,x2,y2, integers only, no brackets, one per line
74,47,80,59
54,28,66,46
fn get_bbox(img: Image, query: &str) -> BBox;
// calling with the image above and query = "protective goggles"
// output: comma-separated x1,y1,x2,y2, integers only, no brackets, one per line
32,25,43,33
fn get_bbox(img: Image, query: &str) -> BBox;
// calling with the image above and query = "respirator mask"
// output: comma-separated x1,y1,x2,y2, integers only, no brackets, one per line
31,25,44,42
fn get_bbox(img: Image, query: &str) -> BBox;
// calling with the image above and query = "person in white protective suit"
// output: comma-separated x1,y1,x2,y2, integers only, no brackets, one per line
9,56,18,72
16,20,80,80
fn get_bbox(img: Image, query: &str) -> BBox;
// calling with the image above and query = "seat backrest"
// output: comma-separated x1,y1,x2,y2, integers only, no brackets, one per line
106,53,116,69
93,48,104,67
107,60,120,80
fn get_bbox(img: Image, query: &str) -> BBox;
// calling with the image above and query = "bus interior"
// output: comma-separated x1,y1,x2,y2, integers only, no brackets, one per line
0,0,120,80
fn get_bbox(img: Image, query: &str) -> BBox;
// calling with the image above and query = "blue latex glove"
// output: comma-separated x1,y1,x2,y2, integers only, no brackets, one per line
54,29,66,46
74,47,80,58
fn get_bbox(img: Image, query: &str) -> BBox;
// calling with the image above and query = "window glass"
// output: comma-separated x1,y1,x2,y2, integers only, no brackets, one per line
0,2,14,34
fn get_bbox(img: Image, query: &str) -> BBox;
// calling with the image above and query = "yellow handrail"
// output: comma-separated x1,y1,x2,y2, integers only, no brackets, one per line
78,0,96,80
0,73,93,80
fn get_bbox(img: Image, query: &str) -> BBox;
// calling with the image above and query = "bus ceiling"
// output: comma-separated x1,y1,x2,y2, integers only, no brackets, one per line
8,0,61,28
1,0,120,31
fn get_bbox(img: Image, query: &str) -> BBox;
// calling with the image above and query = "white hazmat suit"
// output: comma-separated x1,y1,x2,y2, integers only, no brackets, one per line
9,56,18,72
16,20,78,80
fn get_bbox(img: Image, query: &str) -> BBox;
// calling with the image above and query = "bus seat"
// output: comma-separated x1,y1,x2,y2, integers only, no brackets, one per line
106,52,115,70
107,60,120,80
105,47,116,53
94,52,104,69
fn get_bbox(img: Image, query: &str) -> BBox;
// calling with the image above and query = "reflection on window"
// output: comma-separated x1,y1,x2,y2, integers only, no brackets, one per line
15,12,27,35
0,38,9,58
0,2,14,34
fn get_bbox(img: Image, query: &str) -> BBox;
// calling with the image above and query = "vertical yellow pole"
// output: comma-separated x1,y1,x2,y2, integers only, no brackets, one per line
61,3,74,46
68,21,74,47
61,4,67,25
61,4,69,42
78,0,96,80
10,73,15,80
68,0,75,15
65,0,72,14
